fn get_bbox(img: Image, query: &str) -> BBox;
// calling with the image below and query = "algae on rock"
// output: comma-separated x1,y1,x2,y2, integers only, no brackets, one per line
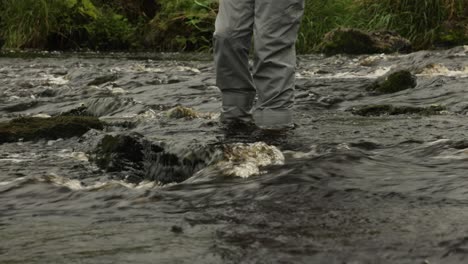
90,133,217,184
166,106,200,119
350,104,445,117
0,116,104,143
368,70,417,94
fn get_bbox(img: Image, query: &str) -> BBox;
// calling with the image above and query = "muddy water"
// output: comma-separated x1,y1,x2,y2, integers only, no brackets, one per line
1,47,468,263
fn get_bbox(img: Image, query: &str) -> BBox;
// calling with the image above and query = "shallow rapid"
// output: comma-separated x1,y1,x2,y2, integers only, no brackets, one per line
1,47,468,263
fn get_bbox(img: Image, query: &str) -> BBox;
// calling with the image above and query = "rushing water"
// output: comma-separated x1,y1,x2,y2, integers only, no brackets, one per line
1,47,468,263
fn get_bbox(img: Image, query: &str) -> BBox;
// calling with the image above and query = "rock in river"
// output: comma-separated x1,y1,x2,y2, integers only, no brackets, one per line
367,70,417,94
318,28,412,55
0,116,104,144
350,104,446,117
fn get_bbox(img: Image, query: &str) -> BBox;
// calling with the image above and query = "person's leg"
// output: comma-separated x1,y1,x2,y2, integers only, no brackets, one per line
253,0,304,129
214,0,255,123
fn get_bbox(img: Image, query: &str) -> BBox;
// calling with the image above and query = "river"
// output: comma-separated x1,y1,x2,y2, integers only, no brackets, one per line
1,47,468,263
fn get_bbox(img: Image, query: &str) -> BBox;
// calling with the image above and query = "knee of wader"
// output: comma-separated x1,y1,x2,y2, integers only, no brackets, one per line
214,27,251,44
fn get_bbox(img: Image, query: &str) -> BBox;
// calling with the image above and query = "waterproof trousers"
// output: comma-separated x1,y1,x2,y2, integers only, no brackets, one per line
214,0,304,128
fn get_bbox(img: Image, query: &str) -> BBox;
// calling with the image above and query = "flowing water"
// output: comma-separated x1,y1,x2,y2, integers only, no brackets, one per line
1,47,468,263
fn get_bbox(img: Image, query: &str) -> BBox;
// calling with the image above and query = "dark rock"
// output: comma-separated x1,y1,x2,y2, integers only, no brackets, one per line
171,226,183,234
90,133,218,184
92,133,150,174
318,28,412,55
37,88,57,97
350,104,445,117
0,116,104,143
368,70,417,94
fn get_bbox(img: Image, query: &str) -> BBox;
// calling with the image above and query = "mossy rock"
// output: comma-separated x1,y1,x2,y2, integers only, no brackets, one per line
351,104,445,117
318,28,412,55
368,70,417,94
91,133,213,184
0,116,104,143
166,106,199,119
92,133,154,174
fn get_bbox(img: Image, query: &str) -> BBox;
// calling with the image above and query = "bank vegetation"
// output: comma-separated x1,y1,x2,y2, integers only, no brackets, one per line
0,0,466,53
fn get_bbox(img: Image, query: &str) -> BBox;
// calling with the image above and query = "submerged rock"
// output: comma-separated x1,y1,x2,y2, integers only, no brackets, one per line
0,116,104,143
368,70,417,94
350,104,446,117
319,28,412,55
90,133,285,184
90,133,219,184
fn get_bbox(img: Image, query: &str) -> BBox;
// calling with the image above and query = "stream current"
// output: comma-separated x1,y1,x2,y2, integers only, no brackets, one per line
1,47,468,263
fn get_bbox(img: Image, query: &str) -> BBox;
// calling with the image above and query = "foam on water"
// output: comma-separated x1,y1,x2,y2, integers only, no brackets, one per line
210,142,285,178
40,74,69,85
417,64,468,77
435,148,468,160
0,174,161,191
298,67,392,80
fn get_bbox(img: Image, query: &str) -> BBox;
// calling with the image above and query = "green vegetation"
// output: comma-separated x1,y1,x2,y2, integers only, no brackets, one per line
0,0,466,52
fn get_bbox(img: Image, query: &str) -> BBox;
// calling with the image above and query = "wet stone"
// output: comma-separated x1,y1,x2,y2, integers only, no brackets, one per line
37,88,57,98
90,133,218,184
367,70,417,94
319,28,412,55
350,104,446,117
0,116,104,144
166,106,199,119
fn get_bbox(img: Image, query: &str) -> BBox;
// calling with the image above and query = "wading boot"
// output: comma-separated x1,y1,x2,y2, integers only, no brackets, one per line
220,119,258,143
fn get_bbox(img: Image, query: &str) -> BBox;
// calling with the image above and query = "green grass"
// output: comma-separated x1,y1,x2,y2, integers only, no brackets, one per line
297,0,359,53
356,0,467,49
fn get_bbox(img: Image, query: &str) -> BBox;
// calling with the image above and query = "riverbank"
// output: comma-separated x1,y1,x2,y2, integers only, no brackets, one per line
0,0,467,53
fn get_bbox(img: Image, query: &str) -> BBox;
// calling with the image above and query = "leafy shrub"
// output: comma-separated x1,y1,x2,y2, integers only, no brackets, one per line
84,9,134,50
145,0,217,51
0,0,134,50
357,0,468,48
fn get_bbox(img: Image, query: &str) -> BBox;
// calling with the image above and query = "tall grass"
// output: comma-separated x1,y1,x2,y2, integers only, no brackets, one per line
0,0,133,50
0,0,54,48
297,0,359,53
297,0,467,52
357,0,467,48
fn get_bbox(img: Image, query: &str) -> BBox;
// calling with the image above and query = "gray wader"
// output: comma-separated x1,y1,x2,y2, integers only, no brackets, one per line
214,0,304,129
